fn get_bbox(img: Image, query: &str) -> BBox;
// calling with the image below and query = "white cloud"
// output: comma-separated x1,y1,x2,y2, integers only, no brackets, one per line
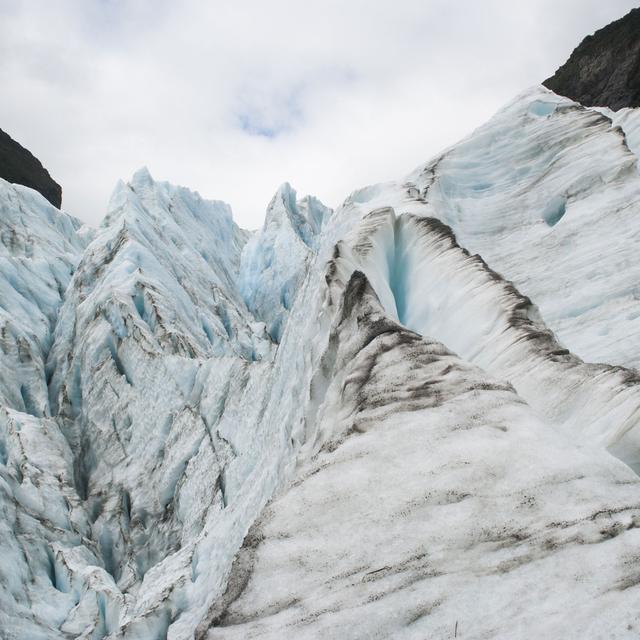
0,0,637,227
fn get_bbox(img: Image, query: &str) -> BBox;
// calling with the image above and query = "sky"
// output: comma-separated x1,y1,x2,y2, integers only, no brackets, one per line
0,0,638,229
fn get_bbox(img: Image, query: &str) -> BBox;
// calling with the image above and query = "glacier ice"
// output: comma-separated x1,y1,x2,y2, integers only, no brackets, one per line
239,183,331,342
404,87,640,369
2,86,640,639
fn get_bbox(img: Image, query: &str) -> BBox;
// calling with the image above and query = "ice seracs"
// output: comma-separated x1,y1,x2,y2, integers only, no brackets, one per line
239,183,331,341
2,85,640,639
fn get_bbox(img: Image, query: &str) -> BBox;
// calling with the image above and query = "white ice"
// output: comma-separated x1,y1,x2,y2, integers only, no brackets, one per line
2,86,640,639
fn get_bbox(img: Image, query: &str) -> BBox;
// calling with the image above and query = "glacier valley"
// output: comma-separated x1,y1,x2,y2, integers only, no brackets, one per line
2,86,640,639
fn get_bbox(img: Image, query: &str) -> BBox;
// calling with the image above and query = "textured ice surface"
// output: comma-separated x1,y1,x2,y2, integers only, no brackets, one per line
405,87,640,369
2,87,640,638
239,183,331,341
207,266,640,639
0,179,88,416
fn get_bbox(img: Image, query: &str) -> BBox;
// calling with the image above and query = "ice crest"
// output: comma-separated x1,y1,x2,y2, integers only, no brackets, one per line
3,88,640,638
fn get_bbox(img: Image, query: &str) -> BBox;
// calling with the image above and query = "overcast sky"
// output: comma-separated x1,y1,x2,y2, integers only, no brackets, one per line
0,1,637,228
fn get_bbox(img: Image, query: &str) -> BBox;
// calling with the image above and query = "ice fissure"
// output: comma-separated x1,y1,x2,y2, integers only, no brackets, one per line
347,208,640,472
3,87,640,638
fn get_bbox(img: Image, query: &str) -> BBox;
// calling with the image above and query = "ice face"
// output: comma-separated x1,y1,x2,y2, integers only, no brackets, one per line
0,179,97,640
203,267,640,640
239,183,331,341
406,86,640,369
195,198,640,639
0,179,88,417
2,87,640,639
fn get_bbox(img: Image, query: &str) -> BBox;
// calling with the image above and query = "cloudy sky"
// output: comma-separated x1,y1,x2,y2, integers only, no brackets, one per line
0,1,637,228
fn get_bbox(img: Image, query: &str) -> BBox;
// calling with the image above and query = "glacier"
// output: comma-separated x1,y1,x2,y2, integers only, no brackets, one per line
2,85,640,639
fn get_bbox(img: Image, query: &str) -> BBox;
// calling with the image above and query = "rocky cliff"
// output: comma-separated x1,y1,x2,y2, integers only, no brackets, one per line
543,7,640,110
0,127,62,207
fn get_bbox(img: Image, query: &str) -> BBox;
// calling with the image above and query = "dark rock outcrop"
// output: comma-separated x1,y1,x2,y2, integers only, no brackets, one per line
0,128,62,207
543,8,640,110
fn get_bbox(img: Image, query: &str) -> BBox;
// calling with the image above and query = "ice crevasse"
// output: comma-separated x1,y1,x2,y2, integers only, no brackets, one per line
2,86,640,639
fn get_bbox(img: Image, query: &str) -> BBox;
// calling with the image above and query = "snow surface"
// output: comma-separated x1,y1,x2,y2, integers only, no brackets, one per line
2,86,640,639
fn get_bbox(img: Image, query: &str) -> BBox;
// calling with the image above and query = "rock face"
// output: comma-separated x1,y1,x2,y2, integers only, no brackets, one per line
543,8,640,110
0,128,62,207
